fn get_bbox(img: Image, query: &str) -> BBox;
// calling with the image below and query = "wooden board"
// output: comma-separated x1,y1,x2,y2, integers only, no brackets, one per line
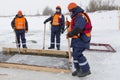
2,42,116,58
2,47,69,58
0,62,70,73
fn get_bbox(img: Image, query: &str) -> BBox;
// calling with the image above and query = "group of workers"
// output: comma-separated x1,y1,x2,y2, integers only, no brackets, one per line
11,2,92,77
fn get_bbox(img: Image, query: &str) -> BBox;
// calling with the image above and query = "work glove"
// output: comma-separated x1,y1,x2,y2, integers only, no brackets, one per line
44,21,47,24
65,21,70,27
66,32,74,39
61,28,64,34
66,34,69,39
67,32,73,37
25,30,28,33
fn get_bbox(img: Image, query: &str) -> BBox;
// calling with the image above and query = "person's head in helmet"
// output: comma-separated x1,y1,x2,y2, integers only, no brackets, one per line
17,10,23,17
67,2,84,18
67,2,77,16
56,6,61,14
68,2,77,12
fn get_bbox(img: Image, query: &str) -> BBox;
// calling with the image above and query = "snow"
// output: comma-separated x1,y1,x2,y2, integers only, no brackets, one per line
0,10,120,80
6,54,69,69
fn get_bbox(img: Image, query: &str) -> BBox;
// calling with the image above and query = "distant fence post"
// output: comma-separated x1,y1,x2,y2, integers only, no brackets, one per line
119,6,120,30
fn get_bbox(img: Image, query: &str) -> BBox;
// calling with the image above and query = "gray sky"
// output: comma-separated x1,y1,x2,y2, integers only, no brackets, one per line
0,0,119,15
0,0,89,15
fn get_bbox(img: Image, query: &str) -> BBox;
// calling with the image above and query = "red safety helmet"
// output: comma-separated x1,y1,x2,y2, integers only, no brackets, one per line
56,6,61,9
17,10,23,15
68,2,77,11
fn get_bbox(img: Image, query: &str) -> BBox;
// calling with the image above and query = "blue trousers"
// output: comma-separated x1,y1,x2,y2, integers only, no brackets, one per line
72,47,90,73
50,26,61,48
15,30,27,48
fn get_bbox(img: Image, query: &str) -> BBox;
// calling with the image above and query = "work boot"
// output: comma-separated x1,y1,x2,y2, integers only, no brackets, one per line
18,45,20,48
57,47,60,50
23,47,27,49
23,46,27,49
23,45,27,49
17,43,20,48
72,69,79,76
77,70,91,77
48,46,54,49
56,45,60,50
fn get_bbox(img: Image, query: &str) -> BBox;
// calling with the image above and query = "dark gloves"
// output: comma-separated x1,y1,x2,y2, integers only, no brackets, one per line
66,32,73,39
61,28,65,34
67,32,74,37
61,29,64,34
25,30,28,33
44,21,47,24
65,21,70,27
67,27,82,37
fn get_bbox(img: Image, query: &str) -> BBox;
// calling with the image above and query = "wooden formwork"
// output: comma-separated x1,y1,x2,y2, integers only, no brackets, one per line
0,62,70,73
2,43,116,56
89,43,116,53
2,47,69,58
0,43,116,73
1,48,71,73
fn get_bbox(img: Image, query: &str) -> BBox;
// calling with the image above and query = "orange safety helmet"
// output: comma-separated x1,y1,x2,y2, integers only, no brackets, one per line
56,6,61,9
68,2,77,11
17,10,23,15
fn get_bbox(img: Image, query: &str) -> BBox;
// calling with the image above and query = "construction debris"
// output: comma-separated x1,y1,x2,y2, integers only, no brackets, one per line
0,62,70,73
0,52,70,73
0,43,116,73
89,43,116,53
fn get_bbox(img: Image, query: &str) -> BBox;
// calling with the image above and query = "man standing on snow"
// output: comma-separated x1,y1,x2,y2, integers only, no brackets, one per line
11,10,28,48
44,6,65,50
66,2,92,77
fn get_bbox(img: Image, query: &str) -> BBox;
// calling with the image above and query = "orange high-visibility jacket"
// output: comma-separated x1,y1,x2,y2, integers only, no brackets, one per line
52,14,61,26
14,17,26,30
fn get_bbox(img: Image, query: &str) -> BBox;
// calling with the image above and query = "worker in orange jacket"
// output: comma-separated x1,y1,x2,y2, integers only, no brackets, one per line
44,6,65,50
66,2,92,77
11,10,28,48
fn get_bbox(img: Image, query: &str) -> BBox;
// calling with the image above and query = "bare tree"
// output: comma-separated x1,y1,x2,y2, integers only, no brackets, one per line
42,6,54,15
35,10,40,16
86,0,118,12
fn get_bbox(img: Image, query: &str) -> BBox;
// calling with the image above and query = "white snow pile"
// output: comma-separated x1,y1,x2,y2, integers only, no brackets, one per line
0,10,120,80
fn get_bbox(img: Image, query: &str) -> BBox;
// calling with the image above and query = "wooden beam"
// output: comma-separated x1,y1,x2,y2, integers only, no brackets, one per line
2,43,116,57
2,47,69,58
0,62,70,73
0,74,8,76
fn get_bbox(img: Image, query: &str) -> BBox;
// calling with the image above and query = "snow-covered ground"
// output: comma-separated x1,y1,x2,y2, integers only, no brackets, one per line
0,10,120,80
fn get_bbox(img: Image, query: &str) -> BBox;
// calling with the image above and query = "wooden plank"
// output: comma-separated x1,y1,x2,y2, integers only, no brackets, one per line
0,74,8,76
2,42,116,56
0,62,70,73
2,47,69,58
